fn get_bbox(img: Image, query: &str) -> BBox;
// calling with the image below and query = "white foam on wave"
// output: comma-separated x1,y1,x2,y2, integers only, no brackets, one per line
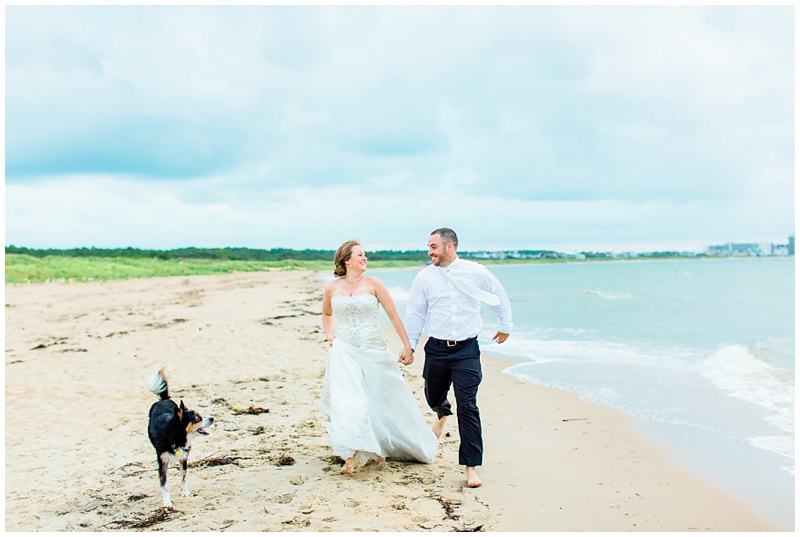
498,332,796,469
533,327,594,338
486,329,689,370
751,435,795,476
387,286,410,302
700,344,795,465
751,436,795,463
496,336,689,414
582,290,637,300
700,345,795,433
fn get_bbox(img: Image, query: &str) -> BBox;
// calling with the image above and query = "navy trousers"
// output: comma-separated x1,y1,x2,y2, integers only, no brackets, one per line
422,337,483,467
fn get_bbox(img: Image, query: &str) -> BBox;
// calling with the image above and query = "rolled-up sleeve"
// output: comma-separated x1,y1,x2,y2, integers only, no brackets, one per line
482,267,513,334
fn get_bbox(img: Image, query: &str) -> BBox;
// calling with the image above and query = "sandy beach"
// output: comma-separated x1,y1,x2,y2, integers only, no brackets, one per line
4,270,778,531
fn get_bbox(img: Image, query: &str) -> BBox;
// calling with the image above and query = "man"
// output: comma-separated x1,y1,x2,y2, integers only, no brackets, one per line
404,228,512,488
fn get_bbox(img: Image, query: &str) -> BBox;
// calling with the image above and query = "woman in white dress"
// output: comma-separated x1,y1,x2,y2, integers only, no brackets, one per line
319,239,439,474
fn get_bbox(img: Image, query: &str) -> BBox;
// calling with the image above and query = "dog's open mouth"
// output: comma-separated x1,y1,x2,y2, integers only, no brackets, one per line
198,428,209,435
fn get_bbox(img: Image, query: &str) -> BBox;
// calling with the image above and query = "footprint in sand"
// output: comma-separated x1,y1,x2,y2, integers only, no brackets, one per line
275,492,294,504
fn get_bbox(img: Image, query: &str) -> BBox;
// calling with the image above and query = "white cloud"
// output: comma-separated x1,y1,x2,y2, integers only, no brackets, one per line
5,172,792,252
4,5,794,250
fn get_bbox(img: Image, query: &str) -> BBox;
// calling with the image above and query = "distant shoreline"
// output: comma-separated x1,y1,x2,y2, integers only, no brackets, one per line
5,252,792,285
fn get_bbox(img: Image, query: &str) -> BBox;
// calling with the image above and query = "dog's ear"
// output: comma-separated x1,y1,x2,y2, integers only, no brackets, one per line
178,400,185,420
180,400,187,411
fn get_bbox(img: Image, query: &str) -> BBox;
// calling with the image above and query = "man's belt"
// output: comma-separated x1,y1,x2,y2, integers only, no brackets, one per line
428,336,477,347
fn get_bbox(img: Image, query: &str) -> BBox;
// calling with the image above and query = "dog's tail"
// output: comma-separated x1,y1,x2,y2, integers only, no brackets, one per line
148,367,170,400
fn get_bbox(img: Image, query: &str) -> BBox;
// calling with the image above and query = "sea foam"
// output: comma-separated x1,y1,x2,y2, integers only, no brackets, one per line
700,344,795,436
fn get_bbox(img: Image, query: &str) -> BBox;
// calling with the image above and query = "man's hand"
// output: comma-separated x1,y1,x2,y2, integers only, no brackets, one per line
397,347,415,365
492,332,509,344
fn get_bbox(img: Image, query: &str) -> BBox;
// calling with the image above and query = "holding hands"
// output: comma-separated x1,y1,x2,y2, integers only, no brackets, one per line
397,346,414,365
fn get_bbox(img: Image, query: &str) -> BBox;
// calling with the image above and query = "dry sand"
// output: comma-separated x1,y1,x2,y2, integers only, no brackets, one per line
4,270,778,531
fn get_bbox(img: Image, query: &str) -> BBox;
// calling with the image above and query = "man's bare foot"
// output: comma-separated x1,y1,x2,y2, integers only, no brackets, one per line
432,416,447,439
466,466,482,488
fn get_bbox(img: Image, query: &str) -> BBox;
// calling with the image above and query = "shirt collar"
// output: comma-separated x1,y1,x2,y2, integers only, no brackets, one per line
443,256,461,272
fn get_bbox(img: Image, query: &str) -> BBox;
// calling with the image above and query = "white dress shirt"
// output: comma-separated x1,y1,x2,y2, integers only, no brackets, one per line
405,257,513,350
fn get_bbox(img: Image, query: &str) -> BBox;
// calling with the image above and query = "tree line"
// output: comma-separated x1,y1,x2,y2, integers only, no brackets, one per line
7,245,682,261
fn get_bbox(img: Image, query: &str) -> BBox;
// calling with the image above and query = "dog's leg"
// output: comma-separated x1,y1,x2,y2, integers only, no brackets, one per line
180,457,191,497
158,453,172,507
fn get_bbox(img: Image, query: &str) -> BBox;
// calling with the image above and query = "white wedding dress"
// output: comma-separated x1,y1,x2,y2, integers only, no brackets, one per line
319,293,438,466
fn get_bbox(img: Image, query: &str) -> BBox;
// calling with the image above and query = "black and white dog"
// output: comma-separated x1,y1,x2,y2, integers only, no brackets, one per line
147,367,214,507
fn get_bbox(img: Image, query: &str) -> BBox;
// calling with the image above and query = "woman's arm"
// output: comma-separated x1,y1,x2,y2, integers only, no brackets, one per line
372,277,415,364
322,283,336,347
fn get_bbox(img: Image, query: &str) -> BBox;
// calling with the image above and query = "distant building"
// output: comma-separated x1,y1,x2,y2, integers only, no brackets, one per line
707,244,730,256
704,237,800,257
773,244,789,257
706,242,775,257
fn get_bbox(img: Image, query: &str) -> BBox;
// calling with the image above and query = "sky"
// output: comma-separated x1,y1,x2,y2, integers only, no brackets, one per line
3,4,796,253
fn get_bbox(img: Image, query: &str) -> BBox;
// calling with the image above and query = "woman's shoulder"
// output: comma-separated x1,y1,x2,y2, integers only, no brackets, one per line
364,274,386,287
324,278,343,292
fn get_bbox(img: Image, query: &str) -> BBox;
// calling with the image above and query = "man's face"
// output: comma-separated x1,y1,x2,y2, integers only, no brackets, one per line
428,234,454,267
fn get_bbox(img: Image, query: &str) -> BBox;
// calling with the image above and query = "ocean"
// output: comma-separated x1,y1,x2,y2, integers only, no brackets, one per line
375,257,795,529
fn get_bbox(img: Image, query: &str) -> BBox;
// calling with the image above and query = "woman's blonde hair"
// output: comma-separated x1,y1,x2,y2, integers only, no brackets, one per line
333,239,361,277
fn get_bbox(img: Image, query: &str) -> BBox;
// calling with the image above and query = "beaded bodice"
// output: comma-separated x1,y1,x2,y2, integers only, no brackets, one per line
331,293,384,349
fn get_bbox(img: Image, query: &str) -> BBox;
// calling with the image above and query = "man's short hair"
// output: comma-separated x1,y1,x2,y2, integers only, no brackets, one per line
431,227,458,250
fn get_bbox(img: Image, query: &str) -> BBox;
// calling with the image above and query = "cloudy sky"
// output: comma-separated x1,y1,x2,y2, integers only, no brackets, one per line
4,5,795,252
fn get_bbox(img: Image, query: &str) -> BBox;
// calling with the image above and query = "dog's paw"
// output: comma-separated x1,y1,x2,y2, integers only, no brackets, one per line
181,487,191,498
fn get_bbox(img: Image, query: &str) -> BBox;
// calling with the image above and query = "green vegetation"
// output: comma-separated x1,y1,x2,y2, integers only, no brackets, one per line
3,254,428,284
3,245,710,284
4,245,429,262
3,246,430,284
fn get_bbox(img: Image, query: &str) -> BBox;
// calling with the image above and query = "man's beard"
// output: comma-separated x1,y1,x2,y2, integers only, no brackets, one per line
431,253,451,267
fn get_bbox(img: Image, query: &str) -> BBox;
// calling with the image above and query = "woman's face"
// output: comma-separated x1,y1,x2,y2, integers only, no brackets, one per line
348,245,368,273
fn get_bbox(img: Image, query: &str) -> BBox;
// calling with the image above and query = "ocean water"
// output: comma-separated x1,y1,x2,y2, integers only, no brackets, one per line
375,257,795,529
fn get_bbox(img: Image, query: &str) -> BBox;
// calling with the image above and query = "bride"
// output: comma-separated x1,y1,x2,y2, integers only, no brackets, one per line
319,239,438,474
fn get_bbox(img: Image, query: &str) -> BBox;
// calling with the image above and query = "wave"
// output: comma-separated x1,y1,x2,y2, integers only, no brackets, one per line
700,344,795,437
493,332,795,469
581,290,638,300
484,330,689,370
387,286,410,301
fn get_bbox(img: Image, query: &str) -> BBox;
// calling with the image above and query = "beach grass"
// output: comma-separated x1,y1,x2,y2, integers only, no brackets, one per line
4,254,427,284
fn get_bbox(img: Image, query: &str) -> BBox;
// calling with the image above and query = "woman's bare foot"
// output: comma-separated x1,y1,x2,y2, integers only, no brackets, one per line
432,416,447,439
466,466,482,488
341,457,357,475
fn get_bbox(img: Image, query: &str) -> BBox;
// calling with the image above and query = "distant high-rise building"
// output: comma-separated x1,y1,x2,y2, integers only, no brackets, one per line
789,234,795,256
706,241,780,256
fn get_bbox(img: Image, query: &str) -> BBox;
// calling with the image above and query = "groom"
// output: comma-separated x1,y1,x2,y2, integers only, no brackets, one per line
404,228,512,488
